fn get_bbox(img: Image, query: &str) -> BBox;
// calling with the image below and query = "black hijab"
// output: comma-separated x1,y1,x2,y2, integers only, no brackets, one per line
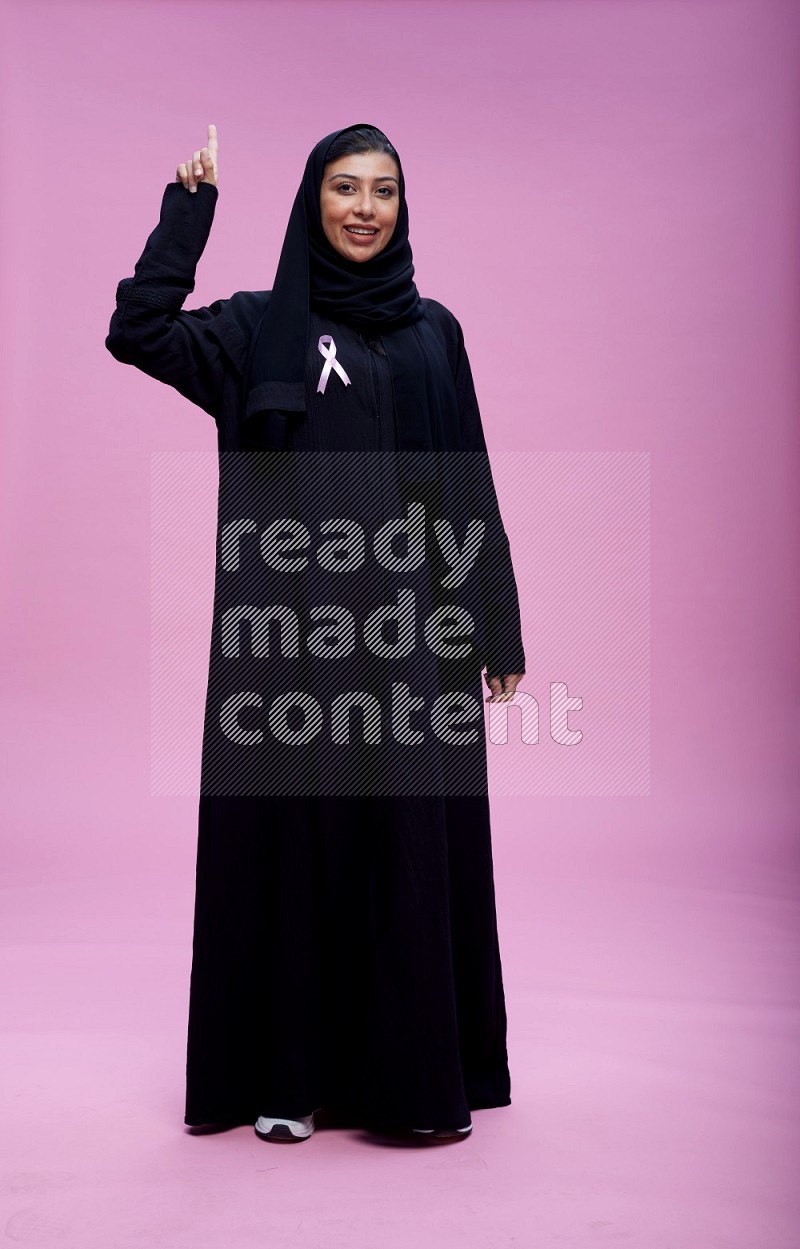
241,123,459,458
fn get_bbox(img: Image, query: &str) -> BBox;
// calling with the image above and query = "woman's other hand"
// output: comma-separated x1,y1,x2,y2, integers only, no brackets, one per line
485,673,525,703
176,124,219,192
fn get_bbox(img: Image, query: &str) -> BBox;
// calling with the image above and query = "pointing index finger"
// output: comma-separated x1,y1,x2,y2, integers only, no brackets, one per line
207,123,218,155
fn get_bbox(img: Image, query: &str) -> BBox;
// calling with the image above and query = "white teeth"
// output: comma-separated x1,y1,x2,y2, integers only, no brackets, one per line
346,227,377,235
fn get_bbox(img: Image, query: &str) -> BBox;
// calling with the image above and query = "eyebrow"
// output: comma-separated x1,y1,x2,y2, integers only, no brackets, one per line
326,172,399,184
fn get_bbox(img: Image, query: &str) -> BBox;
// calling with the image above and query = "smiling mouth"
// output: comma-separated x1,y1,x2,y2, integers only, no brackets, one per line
344,226,378,236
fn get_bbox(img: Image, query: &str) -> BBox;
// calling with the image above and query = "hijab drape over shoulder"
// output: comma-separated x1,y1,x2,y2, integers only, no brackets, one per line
242,123,459,457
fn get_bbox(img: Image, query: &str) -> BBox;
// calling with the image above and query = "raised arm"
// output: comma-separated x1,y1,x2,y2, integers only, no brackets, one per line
105,125,234,420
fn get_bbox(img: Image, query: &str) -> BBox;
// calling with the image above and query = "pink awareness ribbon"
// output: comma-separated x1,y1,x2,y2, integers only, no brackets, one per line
316,335,352,394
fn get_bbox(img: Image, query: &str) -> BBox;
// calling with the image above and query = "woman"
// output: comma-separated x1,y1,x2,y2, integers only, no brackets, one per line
106,122,525,1144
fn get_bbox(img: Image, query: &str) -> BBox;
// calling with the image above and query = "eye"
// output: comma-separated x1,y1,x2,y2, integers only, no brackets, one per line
333,182,395,197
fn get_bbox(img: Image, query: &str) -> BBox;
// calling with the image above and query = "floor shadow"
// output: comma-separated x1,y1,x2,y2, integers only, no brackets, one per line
184,1107,472,1147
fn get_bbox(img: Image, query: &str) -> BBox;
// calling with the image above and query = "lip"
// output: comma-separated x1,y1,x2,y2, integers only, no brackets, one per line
343,225,379,244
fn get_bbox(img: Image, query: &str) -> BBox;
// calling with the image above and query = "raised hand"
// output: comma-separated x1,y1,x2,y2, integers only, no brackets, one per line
176,124,219,192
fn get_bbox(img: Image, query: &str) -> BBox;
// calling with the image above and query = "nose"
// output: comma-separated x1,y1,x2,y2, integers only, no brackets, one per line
353,189,376,219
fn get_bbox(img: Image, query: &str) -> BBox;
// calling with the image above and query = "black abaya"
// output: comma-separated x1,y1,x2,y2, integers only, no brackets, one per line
105,180,521,1131
187,315,510,1127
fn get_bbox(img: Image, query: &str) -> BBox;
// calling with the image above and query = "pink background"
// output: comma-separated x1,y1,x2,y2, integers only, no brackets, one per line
1,0,799,1245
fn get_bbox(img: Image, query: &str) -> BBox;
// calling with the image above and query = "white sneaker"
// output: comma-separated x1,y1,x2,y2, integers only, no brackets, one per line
255,1112,316,1142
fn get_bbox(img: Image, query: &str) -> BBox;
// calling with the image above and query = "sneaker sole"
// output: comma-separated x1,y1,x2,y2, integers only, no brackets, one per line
254,1122,313,1142
412,1124,473,1140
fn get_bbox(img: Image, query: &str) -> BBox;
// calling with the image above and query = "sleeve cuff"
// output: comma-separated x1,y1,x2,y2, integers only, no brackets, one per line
115,276,186,311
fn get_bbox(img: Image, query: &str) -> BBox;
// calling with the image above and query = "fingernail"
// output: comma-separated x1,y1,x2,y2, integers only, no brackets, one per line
190,184,196,192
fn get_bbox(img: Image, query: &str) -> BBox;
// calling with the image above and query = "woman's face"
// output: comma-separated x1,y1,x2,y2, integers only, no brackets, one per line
320,150,401,263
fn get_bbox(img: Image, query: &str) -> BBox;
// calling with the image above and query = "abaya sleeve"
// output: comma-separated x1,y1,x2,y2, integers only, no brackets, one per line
452,319,527,680
105,181,239,419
